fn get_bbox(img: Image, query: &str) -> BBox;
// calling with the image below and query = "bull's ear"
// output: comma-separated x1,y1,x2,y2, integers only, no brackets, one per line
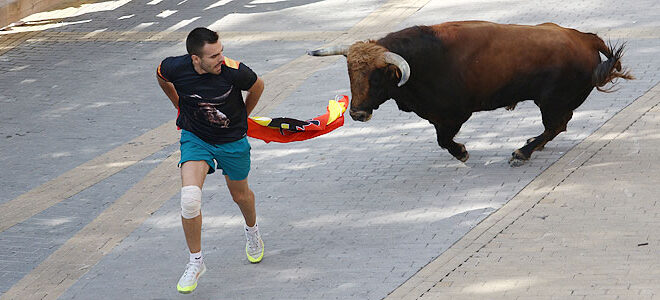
384,65,402,82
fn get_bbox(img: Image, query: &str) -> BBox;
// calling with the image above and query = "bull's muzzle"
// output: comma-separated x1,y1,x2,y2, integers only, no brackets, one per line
349,109,372,122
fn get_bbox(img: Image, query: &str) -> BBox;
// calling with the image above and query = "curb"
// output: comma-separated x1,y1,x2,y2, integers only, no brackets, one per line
386,82,660,299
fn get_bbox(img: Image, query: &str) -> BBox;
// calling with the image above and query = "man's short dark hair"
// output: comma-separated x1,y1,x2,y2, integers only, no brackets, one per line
186,27,219,56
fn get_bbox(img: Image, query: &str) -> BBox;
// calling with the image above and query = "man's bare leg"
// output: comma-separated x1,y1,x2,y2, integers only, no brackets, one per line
225,176,256,226
226,175,263,263
181,160,209,253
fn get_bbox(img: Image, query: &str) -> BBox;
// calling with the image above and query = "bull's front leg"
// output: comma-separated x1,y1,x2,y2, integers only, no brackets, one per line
509,107,574,167
432,121,469,162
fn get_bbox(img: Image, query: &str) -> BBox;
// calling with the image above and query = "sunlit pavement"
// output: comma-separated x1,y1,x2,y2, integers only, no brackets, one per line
0,0,658,299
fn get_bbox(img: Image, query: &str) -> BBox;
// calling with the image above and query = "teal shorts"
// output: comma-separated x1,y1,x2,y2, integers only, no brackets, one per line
179,130,251,181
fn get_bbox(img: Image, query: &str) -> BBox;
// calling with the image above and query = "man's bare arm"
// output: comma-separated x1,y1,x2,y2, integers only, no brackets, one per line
157,76,179,109
245,77,264,116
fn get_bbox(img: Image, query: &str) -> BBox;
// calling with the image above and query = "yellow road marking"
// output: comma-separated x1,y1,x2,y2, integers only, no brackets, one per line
1,0,433,298
0,0,431,232
0,152,181,300
0,120,178,233
0,0,432,237
0,31,40,55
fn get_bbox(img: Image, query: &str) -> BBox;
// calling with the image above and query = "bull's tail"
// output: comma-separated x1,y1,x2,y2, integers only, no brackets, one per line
592,42,634,92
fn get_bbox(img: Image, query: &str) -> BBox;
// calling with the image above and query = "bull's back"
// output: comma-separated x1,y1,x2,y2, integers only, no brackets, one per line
431,21,602,107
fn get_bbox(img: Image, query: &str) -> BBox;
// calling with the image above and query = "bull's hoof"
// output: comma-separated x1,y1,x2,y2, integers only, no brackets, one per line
509,157,526,167
457,151,470,162
508,149,528,167
453,144,469,162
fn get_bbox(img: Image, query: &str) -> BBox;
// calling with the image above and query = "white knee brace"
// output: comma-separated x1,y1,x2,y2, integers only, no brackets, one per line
181,186,202,219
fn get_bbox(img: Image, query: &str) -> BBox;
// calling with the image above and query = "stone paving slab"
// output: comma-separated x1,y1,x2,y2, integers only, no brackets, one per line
62,13,659,300
0,142,178,294
393,83,660,300
0,0,658,299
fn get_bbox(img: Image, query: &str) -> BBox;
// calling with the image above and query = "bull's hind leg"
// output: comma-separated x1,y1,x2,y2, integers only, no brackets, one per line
509,107,574,166
432,118,470,162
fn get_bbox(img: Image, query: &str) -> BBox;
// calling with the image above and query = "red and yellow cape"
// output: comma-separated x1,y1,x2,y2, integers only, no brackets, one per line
247,95,349,143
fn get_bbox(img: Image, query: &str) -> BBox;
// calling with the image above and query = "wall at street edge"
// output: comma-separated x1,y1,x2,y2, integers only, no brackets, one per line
1,0,80,29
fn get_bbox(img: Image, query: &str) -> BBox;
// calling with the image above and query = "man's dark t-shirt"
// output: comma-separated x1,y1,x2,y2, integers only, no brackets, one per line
158,54,257,144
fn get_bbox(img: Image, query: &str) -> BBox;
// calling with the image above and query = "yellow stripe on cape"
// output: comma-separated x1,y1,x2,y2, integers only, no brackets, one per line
326,99,347,125
250,116,272,126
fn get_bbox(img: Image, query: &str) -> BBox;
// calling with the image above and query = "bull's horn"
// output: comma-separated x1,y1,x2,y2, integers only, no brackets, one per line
383,51,410,87
307,45,349,56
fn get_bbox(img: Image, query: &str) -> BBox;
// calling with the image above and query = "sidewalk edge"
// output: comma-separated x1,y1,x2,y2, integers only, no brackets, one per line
385,81,660,300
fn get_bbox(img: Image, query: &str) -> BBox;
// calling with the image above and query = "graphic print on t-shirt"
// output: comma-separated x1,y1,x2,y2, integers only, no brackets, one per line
186,86,233,128
197,102,230,128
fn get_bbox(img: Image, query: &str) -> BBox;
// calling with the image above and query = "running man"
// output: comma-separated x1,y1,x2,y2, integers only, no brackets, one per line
156,27,265,294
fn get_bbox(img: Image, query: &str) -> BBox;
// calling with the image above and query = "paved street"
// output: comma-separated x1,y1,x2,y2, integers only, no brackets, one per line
0,0,658,299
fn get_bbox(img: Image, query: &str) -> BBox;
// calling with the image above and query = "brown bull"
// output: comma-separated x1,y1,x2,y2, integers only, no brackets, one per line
308,21,633,166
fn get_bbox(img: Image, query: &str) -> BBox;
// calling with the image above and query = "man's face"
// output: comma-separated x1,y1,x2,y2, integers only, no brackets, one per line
194,41,224,75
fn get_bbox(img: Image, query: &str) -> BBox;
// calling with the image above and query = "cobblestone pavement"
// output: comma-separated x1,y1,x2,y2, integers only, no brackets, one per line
388,83,660,300
0,0,658,299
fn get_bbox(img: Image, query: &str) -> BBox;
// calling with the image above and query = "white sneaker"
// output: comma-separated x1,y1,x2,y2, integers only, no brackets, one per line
177,261,206,294
245,226,264,263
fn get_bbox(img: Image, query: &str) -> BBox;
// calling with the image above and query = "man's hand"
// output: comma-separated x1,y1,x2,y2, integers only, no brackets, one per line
245,77,264,116
157,76,180,109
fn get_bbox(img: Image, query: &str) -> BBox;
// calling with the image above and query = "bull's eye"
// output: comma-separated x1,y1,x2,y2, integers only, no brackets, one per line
367,71,388,104
369,71,384,85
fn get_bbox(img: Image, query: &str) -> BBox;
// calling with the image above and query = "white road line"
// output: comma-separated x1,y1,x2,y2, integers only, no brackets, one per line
156,10,177,18
1,1,433,298
205,0,234,10
147,17,200,41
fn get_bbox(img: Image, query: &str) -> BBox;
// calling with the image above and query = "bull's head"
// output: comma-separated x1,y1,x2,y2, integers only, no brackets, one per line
307,41,410,122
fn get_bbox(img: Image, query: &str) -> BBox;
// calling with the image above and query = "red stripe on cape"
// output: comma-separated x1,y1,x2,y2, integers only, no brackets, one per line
247,95,349,143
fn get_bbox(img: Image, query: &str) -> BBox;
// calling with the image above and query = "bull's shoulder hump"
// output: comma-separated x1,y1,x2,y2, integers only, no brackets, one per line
428,21,499,42
431,21,504,32
536,22,560,27
435,20,496,27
